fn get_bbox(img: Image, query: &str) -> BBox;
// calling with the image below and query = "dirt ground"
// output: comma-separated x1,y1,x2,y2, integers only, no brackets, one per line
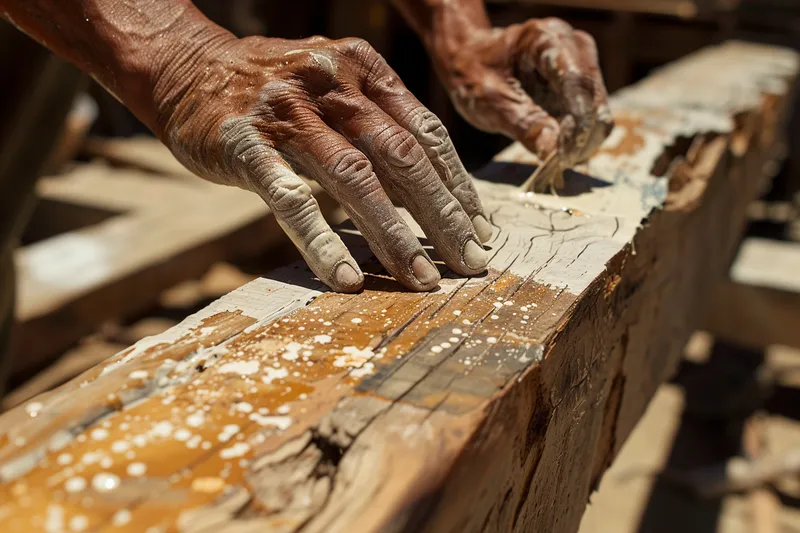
580,333,800,533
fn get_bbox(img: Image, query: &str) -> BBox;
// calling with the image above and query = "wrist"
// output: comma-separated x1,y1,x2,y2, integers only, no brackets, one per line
92,3,236,136
416,0,492,87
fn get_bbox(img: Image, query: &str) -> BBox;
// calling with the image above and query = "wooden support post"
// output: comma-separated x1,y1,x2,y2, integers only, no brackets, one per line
0,42,796,533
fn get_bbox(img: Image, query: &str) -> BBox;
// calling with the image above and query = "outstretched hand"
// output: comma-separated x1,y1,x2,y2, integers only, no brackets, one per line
159,36,492,293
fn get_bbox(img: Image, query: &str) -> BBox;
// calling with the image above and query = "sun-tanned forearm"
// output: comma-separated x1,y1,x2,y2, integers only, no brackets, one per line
0,0,493,293
1,0,233,134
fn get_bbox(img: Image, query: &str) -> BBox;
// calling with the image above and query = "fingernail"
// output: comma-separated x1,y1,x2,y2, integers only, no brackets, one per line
463,240,488,271
472,215,493,243
335,263,362,291
411,255,440,287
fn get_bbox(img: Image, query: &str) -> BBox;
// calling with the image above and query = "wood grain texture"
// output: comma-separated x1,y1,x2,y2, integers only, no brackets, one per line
0,42,797,533
13,160,337,374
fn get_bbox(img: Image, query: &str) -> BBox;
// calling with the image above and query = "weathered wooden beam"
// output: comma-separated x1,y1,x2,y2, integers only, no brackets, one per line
0,42,796,533
705,237,800,350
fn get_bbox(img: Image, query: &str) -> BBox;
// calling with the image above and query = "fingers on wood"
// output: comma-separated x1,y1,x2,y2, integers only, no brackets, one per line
251,159,364,293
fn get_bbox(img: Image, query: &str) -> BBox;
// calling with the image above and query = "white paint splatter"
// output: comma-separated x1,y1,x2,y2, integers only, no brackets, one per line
351,317,362,324
92,472,120,492
81,452,102,465
262,366,288,384
90,428,108,441
64,476,87,493
333,346,373,368
112,510,132,526
56,453,73,466
150,421,174,439
234,402,253,414
111,441,130,454
281,342,303,361
220,442,250,459
128,370,149,380
248,414,292,430
217,424,240,443
127,463,146,477
186,411,205,428
350,362,375,378
313,334,331,344
217,360,259,375
487,337,498,344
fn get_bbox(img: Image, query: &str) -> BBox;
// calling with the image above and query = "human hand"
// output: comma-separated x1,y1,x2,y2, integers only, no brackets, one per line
156,36,493,293
426,15,613,167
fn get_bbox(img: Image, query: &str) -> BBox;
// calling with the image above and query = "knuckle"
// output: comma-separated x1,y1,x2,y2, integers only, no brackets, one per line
328,149,376,191
379,127,428,173
264,174,315,215
412,110,450,147
380,217,413,244
439,197,463,222
335,37,375,59
541,17,574,33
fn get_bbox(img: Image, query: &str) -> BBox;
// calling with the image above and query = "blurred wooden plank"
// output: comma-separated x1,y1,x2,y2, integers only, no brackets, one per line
706,238,800,350
0,41,795,533
13,150,336,374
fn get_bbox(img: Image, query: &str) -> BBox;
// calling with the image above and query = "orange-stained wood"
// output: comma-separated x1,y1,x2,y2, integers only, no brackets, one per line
0,42,797,533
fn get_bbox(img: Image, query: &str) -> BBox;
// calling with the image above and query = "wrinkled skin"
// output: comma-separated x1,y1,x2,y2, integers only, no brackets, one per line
395,0,614,168
438,19,613,165
161,36,492,293
3,0,612,293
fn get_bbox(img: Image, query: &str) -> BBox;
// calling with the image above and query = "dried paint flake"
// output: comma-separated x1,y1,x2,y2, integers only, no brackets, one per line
217,360,260,375
350,362,375,378
281,342,304,361
186,411,205,428
217,424,240,442
333,346,374,368
220,442,250,459
112,510,132,526
313,334,332,344
234,402,253,414
92,473,120,492
262,366,289,384
127,463,146,477
64,477,87,493
111,441,130,454
249,414,292,430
